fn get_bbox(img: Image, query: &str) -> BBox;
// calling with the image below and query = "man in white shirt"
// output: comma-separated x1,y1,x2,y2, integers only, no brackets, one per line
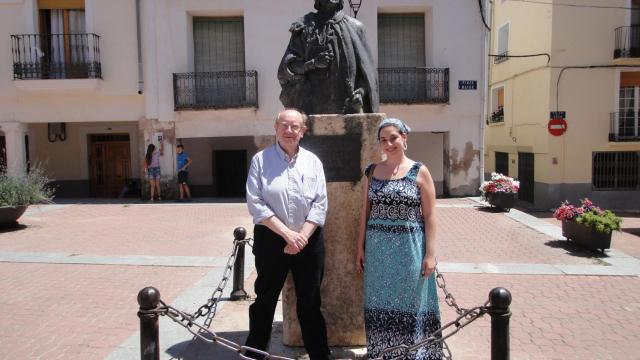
245,109,329,360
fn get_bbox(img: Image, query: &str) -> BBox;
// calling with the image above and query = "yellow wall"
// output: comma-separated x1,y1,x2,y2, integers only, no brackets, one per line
487,0,639,188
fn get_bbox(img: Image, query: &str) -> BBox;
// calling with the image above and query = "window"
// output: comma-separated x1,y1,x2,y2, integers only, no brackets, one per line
490,87,504,123
378,14,425,68
38,0,87,78
495,152,509,176
495,23,509,64
613,72,640,141
377,13,448,104
593,152,639,190
193,17,245,72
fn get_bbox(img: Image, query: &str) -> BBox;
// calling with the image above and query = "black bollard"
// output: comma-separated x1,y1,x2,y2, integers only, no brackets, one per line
489,287,512,360
230,227,248,300
138,287,161,360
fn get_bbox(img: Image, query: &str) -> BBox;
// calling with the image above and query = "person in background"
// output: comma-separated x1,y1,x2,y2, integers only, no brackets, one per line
176,144,192,202
144,142,163,201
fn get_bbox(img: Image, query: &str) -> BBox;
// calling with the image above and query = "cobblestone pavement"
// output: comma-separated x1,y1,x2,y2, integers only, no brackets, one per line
0,198,638,359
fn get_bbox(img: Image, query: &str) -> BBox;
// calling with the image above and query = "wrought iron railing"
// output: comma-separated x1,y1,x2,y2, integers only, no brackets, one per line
614,26,640,59
11,33,101,80
378,67,449,104
610,112,640,142
173,71,258,110
494,51,509,64
489,107,504,124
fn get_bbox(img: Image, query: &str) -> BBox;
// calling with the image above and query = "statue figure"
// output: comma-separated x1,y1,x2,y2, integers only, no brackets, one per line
278,0,379,115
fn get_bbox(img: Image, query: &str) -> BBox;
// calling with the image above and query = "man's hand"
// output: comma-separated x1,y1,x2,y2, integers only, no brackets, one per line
282,229,308,252
313,50,334,69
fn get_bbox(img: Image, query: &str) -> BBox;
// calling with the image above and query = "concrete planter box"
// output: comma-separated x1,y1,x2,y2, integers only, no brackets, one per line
486,192,517,212
562,220,612,252
0,205,27,226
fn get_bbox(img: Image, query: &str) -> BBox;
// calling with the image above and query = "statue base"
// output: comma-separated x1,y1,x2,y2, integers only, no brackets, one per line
282,113,385,346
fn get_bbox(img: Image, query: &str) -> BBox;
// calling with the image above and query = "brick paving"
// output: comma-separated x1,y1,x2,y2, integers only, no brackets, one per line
0,199,638,359
0,263,208,360
438,207,597,265
0,204,253,257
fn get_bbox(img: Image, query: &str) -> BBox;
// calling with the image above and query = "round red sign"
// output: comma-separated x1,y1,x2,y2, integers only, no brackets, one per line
548,118,567,136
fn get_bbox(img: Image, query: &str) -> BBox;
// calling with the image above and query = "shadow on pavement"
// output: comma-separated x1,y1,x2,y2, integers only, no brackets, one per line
544,239,609,259
0,222,28,233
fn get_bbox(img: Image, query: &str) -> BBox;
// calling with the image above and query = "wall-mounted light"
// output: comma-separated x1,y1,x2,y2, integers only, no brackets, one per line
48,122,66,142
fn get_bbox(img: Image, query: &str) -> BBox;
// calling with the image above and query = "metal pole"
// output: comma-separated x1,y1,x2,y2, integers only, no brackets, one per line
137,286,161,360
489,287,511,360
230,227,248,300
489,287,512,360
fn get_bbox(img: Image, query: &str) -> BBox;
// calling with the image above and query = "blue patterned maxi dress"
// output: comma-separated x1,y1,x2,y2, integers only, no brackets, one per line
363,162,442,360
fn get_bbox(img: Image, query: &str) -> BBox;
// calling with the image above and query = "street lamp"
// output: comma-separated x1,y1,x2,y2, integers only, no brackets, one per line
348,0,362,18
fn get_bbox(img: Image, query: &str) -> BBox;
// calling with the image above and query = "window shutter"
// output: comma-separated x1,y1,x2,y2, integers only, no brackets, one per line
378,14,425,68
193,17,245,72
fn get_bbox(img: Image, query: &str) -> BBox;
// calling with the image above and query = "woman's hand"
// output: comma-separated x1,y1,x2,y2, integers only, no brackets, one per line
422,256,436,278
356,247,365,274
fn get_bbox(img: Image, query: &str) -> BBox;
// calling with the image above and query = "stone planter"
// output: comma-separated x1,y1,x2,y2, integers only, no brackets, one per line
0,205,28,226
485,192,517,212
562,220,612,252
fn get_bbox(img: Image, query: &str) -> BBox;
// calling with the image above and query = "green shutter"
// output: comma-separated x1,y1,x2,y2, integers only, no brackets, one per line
378,14,426,68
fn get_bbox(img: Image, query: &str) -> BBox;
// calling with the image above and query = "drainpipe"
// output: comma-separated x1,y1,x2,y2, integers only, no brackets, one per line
136,0,144,94
480,0,491,185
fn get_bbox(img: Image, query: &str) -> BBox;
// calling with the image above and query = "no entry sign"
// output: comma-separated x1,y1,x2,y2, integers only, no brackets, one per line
548,117,567,136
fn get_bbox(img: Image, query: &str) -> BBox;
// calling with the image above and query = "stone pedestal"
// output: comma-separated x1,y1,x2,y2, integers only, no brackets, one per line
282,113,385,346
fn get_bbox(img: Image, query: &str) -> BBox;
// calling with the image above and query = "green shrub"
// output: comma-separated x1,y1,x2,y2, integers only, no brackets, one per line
0,167,54,207
576,210,622,234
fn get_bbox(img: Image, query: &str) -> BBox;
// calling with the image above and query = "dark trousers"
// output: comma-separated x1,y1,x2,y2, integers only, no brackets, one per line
245,225,329,360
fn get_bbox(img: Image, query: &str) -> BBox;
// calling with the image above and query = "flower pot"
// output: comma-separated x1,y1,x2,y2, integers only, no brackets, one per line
562,220,612,252
0,205,28,226
486,192,517,212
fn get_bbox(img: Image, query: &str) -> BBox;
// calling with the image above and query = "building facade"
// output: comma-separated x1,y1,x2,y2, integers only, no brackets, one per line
486,0,640,210
1,0,487,199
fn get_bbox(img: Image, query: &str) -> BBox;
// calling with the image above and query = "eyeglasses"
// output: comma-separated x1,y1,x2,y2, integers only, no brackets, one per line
276,122,303,132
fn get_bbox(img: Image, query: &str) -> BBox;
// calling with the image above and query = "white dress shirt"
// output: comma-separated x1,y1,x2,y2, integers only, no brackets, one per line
246,143,328,231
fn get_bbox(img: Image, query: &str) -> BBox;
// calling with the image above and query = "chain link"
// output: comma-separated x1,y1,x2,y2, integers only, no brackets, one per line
374,304,488,360
151,300,293,360
192,238,253,329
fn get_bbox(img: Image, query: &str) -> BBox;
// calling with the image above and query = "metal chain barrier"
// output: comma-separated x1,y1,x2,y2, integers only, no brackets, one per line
145,300,294,360
372,266,490,360
138,235,511,360
193,238,253,329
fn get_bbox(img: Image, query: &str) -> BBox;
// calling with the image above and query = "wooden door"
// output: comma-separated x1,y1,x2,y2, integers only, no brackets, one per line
89,138,130,197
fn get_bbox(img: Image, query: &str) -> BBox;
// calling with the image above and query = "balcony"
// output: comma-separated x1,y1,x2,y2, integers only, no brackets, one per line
489,106,504,124
494,51,509,64
378,67,449,104
11,33,101,80
173,71,258,111
614,26,640,59
610,112,640,142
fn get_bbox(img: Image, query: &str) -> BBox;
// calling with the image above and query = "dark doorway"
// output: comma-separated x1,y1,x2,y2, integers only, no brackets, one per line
518,152,534,203
89,134,131,197
214,150,247,197
0,136,6,170
495,151,509,176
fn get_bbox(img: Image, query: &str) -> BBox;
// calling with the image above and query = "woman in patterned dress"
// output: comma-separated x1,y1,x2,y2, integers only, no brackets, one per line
356,118,442,359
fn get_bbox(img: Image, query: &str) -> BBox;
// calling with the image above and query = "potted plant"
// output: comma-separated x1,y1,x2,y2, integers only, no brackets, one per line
480,172,519,211
553,198,622,252
0,167,54,226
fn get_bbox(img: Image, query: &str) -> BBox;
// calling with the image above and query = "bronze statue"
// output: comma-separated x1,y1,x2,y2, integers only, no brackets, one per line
278,0,379,114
